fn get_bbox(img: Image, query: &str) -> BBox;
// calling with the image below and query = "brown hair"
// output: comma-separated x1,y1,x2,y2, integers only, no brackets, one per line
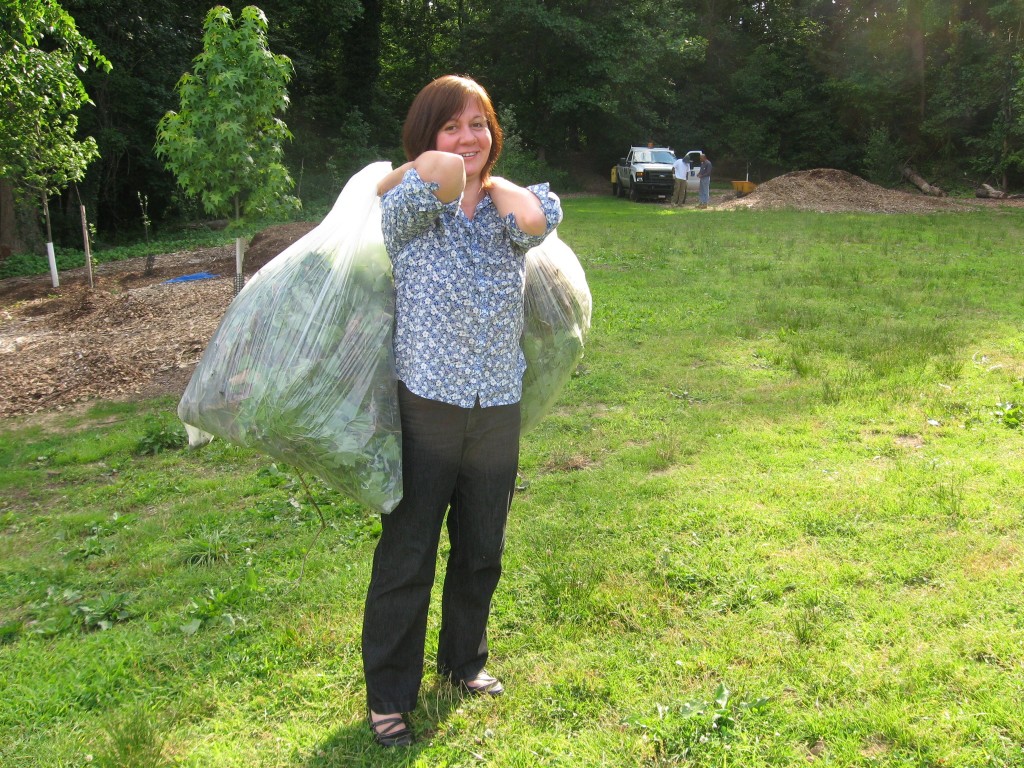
402,75,503,183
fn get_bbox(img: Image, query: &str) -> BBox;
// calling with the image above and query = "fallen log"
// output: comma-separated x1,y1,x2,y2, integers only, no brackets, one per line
975,183,1006,199
901,166,946,197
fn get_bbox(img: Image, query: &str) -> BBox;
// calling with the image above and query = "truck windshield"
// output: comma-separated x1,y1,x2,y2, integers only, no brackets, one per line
635,150,675,163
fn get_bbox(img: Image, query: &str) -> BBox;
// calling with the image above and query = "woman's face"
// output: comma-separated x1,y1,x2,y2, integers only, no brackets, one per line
434,97,492,183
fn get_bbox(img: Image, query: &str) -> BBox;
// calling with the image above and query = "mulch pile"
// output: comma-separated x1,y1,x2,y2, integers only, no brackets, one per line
0,222,315,418
717,168,976,213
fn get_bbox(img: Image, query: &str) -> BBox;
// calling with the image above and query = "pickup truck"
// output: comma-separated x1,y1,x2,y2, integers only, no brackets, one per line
612,148,703,201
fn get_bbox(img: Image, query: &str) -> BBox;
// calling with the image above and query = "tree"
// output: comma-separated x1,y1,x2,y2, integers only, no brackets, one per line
0,0,110,260
452,0,705,163
63,0,213,236
155,5,297,224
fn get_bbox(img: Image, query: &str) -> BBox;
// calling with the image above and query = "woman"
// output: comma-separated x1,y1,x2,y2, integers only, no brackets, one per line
364,75,562,747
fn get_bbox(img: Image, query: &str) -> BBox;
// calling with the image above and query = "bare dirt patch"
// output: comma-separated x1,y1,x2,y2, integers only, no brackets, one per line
0,222,315,419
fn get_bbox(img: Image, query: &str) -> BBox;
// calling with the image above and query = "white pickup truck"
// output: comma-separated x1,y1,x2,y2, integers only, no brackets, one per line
612,147,703,201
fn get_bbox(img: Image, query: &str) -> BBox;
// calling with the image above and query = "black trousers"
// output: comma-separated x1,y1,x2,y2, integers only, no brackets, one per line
362,382,521,714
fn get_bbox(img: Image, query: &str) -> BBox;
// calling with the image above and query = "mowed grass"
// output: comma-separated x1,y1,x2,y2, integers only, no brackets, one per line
2,198,1023,767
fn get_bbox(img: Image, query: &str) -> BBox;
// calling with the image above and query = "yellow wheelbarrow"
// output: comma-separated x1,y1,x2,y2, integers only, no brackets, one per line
731,180,756,196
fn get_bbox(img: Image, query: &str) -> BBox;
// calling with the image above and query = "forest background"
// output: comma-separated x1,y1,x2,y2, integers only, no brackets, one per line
3,0,1024,255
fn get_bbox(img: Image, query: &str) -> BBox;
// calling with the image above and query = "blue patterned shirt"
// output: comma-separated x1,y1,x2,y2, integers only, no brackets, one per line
381,168,562,408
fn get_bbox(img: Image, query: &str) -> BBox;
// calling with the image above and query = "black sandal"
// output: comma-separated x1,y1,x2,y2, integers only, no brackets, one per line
368,711,413,747
458,670,505,697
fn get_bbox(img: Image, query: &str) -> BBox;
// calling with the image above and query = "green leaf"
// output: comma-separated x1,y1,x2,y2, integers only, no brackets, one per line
713,682,731,710
179,619,202,636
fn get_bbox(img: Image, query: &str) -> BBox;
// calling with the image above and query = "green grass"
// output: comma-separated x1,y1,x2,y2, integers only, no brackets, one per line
2,198,1024,766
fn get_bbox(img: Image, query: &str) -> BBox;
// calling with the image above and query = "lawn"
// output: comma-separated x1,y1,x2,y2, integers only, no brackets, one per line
2,198,1023,766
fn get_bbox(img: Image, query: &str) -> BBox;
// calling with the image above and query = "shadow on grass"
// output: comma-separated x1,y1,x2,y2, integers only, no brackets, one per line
303,682,463,766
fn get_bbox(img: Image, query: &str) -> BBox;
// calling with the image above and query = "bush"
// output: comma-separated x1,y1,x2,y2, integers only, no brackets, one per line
862,126,906,187
135,416,187,455
494,110,571,190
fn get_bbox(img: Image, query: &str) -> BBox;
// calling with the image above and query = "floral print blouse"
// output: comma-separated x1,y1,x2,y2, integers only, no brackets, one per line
381,168,562,408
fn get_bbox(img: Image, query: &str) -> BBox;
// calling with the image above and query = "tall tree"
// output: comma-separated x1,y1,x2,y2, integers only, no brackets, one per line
65,0,212,235
155,5,298,222
156,5,297,289
69,0,366,235
458,0,705,162
0,0,110,259
717,3,852,170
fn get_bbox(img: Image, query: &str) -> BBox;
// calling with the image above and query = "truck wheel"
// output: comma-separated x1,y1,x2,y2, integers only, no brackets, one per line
617,183,625,198
629,185,638,202
612,182,619,196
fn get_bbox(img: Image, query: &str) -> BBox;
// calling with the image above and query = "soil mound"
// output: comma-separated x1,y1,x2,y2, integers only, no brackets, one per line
245,221,317,271
718,168,973,213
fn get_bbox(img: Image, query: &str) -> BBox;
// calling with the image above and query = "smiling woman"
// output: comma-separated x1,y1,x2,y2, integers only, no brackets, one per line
365,74,564,747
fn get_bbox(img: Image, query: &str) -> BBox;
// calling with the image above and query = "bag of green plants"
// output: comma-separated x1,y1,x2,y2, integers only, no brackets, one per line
178,161,403,513
520,230,592,433
179,162,590,514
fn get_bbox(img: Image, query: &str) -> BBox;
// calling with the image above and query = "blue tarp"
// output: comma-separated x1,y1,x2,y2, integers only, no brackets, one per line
163,272,219,283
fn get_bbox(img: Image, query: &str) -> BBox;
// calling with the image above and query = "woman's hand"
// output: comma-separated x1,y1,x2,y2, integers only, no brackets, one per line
376,152,466,203
485,177,547,236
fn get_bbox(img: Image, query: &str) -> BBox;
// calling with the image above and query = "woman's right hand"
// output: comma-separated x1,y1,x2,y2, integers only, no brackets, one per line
376,152,466,203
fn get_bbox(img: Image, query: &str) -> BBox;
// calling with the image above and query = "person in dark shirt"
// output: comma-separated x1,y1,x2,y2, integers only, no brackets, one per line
697,153,713,208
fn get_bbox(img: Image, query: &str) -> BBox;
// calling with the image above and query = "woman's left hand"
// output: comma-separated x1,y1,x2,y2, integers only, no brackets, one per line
485,177,547,236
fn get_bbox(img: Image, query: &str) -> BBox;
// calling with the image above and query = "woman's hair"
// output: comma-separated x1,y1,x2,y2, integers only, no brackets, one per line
402,75,503,182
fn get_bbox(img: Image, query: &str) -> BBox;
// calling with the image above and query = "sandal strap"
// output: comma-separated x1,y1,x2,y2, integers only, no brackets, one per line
461,671,504,695
372,714,407,734
369,713,413,746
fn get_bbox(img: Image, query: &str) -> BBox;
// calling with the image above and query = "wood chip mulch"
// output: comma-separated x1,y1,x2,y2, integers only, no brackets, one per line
0,222,315,419
717,168,1018,213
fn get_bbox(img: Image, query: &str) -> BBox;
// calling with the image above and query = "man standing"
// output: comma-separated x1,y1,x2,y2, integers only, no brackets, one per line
697,153,712,208
672,153,690,206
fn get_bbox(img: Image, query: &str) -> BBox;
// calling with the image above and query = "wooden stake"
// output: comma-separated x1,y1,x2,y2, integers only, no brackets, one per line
80,204,94,289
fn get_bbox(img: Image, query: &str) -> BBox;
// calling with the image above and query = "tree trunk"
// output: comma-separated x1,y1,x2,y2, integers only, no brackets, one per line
338,0,382,115
975,183,1006,199
906,0,926,122
901,166,946,197
0,179,44,261
975,184,1024,200
0,180,25,260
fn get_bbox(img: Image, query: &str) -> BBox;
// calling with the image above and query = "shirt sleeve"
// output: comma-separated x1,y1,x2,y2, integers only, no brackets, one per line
380,168,456,255
503,183,564,251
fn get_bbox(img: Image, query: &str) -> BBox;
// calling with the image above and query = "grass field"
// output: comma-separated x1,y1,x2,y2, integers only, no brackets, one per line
2,198,1023,766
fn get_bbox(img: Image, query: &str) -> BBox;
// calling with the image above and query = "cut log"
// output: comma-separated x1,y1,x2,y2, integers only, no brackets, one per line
901,166,946,197
975,183,1007,199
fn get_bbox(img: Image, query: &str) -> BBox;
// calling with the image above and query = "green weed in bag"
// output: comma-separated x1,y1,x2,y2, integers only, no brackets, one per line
179,162,591,514
179,162,402,513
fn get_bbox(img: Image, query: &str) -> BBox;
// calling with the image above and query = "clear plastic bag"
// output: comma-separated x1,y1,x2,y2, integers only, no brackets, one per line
520,230,593,433
178,161,403,513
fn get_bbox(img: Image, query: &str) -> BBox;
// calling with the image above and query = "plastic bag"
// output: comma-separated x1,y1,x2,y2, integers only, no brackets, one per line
178,161,403,513
520,231,593,433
